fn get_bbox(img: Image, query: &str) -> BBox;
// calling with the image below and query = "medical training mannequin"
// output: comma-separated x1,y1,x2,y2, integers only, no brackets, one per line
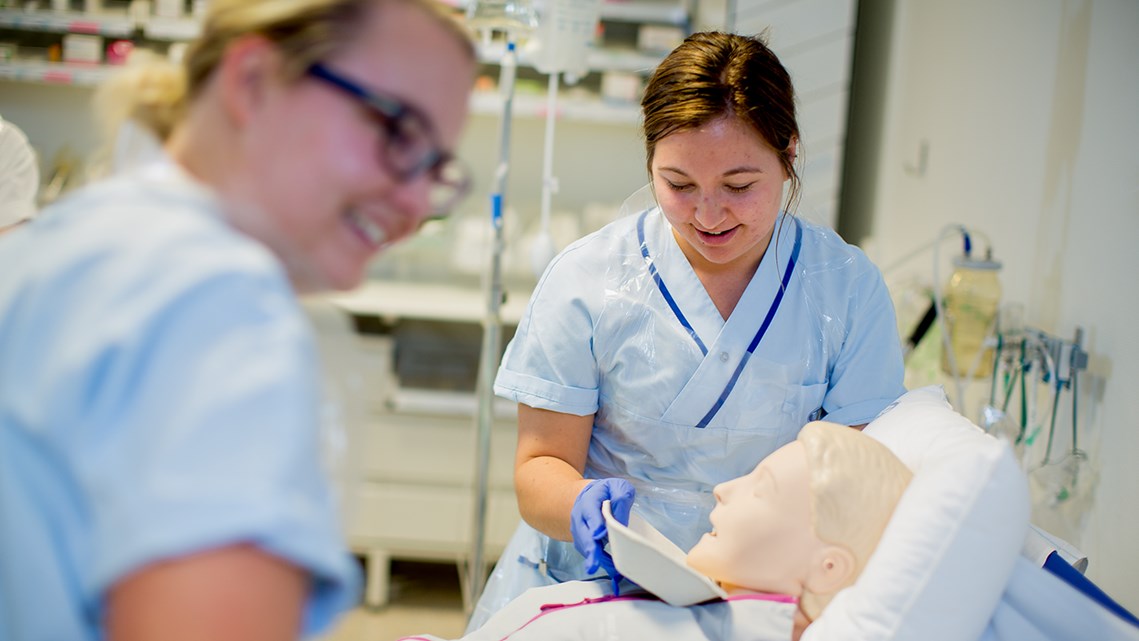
687,420,913,626
410,422,912,641
0,114,39,233
470,30,906,628
0,1,475,640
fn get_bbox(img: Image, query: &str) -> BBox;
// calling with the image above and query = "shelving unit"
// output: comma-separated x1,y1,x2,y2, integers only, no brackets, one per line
599,1,687,25
469,89,640,124
0,58,115,84
307,285,528,609
0,8,133,35
0,7,178,85
1,2,684,124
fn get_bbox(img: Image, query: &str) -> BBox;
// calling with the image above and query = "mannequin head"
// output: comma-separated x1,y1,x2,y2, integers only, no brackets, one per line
0,115,39,233
686,421,912,621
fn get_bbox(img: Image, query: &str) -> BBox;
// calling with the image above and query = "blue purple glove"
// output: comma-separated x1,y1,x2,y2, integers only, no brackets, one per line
570,478,636,594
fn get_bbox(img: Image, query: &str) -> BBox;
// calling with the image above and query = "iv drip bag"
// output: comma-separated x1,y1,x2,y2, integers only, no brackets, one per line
466,0,538,38
528,0,602,79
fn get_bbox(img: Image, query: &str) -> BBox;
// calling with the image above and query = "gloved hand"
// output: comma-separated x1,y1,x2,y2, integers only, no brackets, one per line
571,478,636,594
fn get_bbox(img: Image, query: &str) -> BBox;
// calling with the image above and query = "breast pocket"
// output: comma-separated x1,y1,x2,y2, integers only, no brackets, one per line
717,356,809,431
783,382,828,426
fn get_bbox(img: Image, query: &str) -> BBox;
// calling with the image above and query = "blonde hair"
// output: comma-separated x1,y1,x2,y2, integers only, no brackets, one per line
797,421,912,599
106,0,473,145
93,50,185,146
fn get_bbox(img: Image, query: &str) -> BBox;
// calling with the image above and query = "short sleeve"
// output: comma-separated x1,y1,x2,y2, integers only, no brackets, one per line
77,270,360,636
494,243,602,416
819,259,906,426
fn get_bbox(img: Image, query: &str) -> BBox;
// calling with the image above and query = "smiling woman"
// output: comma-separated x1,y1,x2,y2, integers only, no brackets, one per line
469,31,908,630
0,2,476,641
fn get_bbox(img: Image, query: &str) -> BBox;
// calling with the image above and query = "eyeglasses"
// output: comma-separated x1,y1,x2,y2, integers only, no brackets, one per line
307,62,471,215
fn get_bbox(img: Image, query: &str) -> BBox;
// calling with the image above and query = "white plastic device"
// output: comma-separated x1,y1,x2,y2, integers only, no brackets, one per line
602,500,728,607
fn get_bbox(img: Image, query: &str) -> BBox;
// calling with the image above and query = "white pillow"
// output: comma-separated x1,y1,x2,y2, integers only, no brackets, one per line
803,386,1030,641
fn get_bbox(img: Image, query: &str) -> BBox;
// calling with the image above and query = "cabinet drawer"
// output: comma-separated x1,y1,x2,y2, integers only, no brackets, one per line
349,482,521,554
354,334,396,412
362,412,517,487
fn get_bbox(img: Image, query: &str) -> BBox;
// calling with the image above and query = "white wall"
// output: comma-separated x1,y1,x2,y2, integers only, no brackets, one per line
864,0,1139,610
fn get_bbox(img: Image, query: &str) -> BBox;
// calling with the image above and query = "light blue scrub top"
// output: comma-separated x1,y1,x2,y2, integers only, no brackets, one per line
0,162,360,640
482,208,904,612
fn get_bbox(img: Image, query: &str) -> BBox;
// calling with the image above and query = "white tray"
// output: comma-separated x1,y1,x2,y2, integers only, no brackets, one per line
603,500,728,606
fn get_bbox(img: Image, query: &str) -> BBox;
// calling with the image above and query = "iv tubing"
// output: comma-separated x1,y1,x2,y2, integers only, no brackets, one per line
530,71,560,276
1042,375,1063,465
1071,368,1080,454
1029,332,1060,462
989,333,1003,406
931,224,968,413
539,72,558,242
881,225,993,276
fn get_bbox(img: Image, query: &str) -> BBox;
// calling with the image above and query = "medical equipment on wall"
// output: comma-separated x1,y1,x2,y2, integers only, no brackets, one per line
924,224,1000,418
527,0,603,277
465,0,531,615
981,325,1089,509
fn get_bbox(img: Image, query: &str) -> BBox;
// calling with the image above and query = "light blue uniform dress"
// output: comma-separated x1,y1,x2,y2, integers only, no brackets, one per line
470,202,905,627
0,161,360,640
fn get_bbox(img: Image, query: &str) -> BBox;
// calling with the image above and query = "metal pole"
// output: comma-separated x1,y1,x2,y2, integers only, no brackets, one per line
467,39,517,614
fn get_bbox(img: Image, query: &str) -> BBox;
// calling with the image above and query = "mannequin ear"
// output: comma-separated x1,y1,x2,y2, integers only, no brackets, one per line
215,35,280,126
804,544,856,596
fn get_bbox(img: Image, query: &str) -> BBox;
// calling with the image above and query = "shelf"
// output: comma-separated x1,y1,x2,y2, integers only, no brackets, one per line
0,8,134,36
477,41,662,75
0,60,640,124
471,89,640,124
142,15,199,40
325,280,531,325
0,59,118,85
387,387,517,419
599,0,688,26
451,0,688,26
0,2,690,41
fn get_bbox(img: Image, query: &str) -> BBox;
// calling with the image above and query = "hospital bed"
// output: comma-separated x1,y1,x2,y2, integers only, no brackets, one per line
404,385,1139,641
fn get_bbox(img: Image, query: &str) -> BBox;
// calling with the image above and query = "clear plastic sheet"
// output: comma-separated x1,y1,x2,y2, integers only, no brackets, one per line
470,184,901,630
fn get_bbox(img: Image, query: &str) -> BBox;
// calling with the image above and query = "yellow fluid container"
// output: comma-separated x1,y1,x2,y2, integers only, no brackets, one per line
941,255,1002,378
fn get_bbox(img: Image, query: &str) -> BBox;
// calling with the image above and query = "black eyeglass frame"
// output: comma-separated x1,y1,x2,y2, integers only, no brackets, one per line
306,62,470,211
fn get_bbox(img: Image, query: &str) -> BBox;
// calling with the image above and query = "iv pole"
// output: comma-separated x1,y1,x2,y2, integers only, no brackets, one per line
463,0,597,613
466,37,518,614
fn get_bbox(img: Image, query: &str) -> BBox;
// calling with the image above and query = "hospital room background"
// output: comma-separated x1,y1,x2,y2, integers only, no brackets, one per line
1,0,1135,637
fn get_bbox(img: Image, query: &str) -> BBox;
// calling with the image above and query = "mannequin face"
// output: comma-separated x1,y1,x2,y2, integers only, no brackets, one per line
686,441,826,596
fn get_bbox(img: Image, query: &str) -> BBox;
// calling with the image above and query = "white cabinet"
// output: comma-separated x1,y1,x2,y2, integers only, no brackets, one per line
348,379,522,609
309,284,531,609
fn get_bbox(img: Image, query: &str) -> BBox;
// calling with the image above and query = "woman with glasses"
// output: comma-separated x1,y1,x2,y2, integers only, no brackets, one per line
0,1,474,639
469,31,907,628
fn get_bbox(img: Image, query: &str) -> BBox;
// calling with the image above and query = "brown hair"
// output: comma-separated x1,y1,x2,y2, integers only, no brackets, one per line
641,31,801,213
